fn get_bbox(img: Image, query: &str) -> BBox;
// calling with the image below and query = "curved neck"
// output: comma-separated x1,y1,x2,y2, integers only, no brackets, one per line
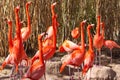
87,26,93,51
8,21,13,48
80,22,85,50
26,5,31,31
96,16,100,36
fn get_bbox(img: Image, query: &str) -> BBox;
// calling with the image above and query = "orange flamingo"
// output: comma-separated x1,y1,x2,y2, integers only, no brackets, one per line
59,20,86,54
0,6,28,73
31,2,58,64
93,15,104,65
14,2,32,42
59,40,81,53
71,27,80,39
23,33,45,80
43,3,59,47
0,6,21,72
82,24,95,77
60,20,86,79
101,22,120,63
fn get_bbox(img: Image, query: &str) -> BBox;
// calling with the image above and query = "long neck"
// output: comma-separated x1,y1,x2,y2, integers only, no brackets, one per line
39,37,44,64
15,10,21,38
88,27,93,51
101,22,105,38
26,5,31,31
51,5,57,48
80,22,85,50
96,16,100,36
8,22,13,48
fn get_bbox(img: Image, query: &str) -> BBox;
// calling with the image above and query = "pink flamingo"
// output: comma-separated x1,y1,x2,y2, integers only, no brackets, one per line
59,40,81,53
101,22,120,63
0,6,28,76
22,33,45,80
59,20,86,53
60,20,86,79
14,1,32,42
82,24,95,79
93,15,104,65
31,2,58,64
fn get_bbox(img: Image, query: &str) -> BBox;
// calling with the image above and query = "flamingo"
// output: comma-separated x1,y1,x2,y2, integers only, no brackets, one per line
14,1,32,42
59,40,81,53
43,3,59,47
22,33,45,80
82,24,95,78
71,27,80,39
60,20,86,79
0,6,28,74
93,15,104,65
101,22,120,63
0,6,21,72
59,20,86,53
31,2,58,64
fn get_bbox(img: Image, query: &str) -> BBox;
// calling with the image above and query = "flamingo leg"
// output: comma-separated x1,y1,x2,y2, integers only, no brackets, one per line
9,65,16,79
110,49,113,63
44,72,46,80
89,68,91,80
68,66,71,79
18,64,24,79
95,49,98,65
98,49,101,65
77,67,81,80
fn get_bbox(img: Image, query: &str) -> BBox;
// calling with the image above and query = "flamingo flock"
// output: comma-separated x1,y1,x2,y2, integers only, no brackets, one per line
0,1,120,80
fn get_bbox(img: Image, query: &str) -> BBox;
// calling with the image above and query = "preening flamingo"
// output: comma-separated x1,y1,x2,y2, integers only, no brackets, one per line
71,27,80,39
60,20,86,78
23,33,45,80
93,15,104,65
59,40,81,53
59,20,86,54
82,24,95,77
101,22,120,63
31,2,58,64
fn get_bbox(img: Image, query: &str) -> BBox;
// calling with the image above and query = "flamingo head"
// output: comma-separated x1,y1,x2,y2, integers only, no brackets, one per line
87,24,94,30
26,1,32,7
15,6,20,13
7,19,12,25
97,15,100,19
38,33,45,40
51,2,57,10
19,21,25,27
4,18,12,25
38,32,48,40
81,20,87,26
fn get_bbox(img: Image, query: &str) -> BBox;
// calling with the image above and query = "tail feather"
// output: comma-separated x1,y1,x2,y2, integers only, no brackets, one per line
113,41,120,48
60,62,67,73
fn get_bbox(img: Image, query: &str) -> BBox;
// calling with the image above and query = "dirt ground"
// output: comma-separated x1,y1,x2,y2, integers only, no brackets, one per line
0,51,120,80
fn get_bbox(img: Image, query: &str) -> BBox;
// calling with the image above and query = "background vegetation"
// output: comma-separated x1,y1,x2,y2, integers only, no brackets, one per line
0,0,120,57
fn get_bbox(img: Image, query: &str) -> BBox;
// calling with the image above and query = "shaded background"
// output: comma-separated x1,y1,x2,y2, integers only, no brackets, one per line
0,0,120,57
